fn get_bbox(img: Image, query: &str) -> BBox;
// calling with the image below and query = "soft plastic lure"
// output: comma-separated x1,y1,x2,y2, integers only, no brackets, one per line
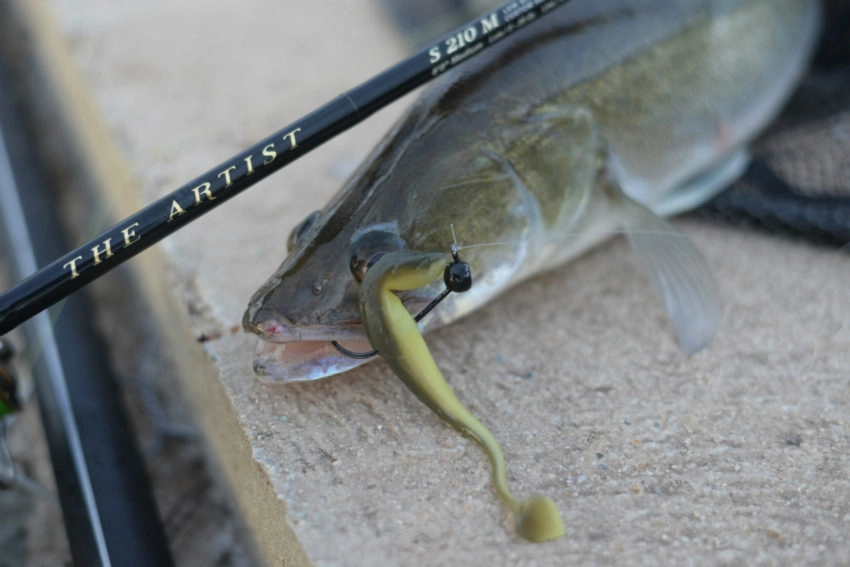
358,249,564,542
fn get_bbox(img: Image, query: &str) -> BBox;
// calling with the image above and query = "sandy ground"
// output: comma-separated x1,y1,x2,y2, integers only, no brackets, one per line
3,0,849,565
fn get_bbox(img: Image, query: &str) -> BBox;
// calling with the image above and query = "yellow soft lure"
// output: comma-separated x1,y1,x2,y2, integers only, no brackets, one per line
358,249,564,542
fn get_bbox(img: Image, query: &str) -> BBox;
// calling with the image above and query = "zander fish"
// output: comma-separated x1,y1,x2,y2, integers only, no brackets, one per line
243,0,821,382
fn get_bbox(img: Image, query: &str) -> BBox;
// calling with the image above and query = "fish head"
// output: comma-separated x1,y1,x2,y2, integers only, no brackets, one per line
242,191,433,381
242,121,554,382
244,211,356,334
242,85,547,382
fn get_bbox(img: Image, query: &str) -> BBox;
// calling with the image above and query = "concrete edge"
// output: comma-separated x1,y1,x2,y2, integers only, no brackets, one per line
5,1,309,565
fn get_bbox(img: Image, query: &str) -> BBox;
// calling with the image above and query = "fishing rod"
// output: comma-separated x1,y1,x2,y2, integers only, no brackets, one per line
0,0,572,335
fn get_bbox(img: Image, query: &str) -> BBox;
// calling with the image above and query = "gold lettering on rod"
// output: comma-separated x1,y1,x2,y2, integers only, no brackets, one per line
283,127,301,149
122,222,141,246
481,12,499,33
262,143,277,164
192,182,215,204
63,256,84,279
91,239,114,265
168,200,186,222
217,165,237,187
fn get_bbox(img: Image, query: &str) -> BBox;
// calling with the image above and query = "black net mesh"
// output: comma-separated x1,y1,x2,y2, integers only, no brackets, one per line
699,0,850,245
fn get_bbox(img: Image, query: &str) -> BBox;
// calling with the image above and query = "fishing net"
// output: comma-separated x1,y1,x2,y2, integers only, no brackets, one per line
698,0,850,245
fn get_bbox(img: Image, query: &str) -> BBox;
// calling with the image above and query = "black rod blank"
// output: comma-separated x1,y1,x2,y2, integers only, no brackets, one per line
0,0,572,335
0,62,174,566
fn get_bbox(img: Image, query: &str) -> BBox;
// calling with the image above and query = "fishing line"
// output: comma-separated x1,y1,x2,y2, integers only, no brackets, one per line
454,227,693,253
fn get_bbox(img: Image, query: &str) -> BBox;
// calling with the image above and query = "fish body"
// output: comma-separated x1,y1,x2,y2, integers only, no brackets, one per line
243,0,821,381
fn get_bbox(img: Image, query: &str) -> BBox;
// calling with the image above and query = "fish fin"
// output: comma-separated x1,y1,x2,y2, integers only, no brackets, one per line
650,148,750,217
618,192,722,354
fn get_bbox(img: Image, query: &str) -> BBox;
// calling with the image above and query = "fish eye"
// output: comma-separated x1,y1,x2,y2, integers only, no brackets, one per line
349,229,406,283
287,211,320,251
349,252,384,283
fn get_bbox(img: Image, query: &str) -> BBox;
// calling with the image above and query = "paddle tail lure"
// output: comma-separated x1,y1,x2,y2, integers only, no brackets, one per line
358,249,564,542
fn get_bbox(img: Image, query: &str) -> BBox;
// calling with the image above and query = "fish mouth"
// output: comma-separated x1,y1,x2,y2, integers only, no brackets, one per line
245,294,436,382
245,289,435,344
251,317,367,344
247,319,375,382
252,338,375,382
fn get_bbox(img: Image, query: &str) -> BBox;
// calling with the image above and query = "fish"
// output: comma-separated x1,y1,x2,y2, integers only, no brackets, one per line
243,0,821,382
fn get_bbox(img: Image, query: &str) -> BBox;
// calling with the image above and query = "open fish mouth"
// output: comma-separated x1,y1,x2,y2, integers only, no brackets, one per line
247,294,436,382
247,319,372,382
252,338,375,382
251,318,366,344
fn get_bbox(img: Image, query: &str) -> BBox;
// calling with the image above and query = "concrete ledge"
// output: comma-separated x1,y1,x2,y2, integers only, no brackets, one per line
12,0,850,565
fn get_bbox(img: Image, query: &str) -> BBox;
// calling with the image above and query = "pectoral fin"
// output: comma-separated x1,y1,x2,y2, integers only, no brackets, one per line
618,191,722,354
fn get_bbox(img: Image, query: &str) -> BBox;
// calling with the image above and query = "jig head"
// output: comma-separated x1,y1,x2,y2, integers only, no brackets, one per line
332,244,472,359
